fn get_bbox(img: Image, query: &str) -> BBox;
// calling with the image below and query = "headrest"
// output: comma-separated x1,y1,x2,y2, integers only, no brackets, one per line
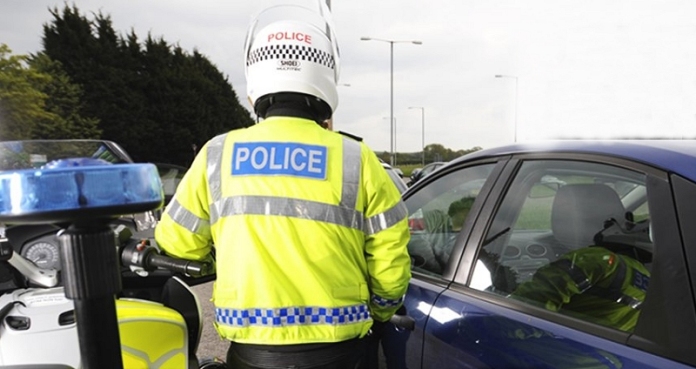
551,184,626,249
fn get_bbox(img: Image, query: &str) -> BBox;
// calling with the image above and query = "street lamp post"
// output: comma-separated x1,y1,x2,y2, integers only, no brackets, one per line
382,117,398,165
361,37,422,166
393,117,398,165
495,74,518,143
408,107,425,166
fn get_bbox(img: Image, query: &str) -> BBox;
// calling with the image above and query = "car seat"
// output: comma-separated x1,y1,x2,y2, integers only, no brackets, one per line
551,183,626,252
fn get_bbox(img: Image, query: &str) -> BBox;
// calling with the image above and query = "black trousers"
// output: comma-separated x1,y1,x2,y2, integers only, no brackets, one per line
360,321,410,369
226,337,366,369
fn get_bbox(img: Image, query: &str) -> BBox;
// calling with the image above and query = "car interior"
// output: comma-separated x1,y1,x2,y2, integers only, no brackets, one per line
459,161,654,334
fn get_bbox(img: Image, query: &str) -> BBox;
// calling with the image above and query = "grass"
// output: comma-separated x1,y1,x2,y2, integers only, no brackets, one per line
395,164,422,177
515,197,553,230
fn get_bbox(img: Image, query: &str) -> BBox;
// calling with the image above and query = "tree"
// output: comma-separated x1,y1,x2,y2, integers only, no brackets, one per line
376,144,482,166
0,44,55,140
28,53,101,139
0,44,101,141
41,5,254,166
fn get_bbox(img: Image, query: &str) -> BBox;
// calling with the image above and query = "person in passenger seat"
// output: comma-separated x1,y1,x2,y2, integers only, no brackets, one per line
509,219,651,332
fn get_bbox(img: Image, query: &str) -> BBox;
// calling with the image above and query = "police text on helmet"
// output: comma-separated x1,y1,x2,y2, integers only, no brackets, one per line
268,32,312,45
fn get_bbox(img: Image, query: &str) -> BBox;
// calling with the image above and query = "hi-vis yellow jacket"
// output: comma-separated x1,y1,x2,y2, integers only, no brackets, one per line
155,116,411,345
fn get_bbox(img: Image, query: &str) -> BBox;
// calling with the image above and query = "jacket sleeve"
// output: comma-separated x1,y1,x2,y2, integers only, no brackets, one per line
510,248,616,311
154,142,214,262
361,149,412,322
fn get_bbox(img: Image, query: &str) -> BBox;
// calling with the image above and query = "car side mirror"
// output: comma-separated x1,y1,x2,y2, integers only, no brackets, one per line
410,168,422,180
395,168,404,178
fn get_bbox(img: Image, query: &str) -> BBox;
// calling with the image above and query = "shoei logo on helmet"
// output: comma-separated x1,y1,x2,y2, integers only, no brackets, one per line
278,60,301,67
268,31,312,45
277,59,301,71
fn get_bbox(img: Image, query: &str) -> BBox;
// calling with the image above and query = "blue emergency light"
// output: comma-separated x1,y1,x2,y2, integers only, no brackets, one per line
0,159,163,223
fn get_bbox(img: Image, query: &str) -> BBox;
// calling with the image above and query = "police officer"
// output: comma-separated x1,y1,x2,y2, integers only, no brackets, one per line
154,3,411,369
510,245,650,332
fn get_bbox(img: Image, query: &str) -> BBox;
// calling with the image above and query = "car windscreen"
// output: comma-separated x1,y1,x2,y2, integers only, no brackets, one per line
0,140,131,170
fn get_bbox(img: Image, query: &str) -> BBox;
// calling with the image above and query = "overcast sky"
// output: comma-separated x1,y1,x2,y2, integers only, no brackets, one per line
3,0,696,153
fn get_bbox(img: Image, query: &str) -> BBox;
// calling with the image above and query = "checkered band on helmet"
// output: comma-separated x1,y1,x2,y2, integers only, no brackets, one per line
246,44,335,69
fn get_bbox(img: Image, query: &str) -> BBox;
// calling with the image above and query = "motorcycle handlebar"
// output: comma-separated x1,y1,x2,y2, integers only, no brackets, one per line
120,239,212,277
146,252,211,277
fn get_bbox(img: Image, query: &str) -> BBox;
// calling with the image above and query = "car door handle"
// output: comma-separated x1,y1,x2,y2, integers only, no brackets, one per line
390,313,416,331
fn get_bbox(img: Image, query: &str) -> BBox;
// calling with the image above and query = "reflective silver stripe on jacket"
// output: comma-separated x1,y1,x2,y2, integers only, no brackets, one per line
167,134,405,235
206,133,228,203
162,133,227,233
365,202,408,235
165,199,210,235
340,138,361,209
209,195,365,231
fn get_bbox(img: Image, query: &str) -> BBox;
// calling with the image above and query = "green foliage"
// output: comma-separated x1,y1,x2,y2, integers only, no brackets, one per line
379,144,483,170
28,53,101,139
0,44,55,140
41,5,254,166
397,164,421,177
0,43,102,141
515,197,553,230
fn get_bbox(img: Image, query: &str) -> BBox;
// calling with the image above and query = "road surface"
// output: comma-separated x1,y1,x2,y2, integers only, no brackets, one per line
192,281,228,361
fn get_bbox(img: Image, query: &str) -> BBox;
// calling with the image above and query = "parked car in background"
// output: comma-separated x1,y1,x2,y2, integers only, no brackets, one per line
382,161,408,193
393,140,696,368
0,139,185,228
155,162,188,206
409,161,446,186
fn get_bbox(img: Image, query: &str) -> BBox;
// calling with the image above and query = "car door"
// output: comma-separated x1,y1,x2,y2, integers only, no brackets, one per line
399,158,508,366
410,154,696,368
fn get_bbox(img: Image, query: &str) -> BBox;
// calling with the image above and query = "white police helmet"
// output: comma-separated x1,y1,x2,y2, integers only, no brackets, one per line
244,2,340,115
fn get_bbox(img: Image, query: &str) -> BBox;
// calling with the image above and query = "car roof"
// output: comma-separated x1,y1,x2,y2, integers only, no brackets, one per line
452,140,696,182
418,161,444,167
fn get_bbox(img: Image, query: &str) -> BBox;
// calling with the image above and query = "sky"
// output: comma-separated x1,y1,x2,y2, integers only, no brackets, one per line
2,0,696,153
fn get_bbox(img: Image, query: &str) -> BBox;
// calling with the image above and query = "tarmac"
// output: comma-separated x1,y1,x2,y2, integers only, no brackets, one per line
192,282,229,361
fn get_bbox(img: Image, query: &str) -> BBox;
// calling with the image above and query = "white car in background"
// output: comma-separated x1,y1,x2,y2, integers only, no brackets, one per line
381,161,408,193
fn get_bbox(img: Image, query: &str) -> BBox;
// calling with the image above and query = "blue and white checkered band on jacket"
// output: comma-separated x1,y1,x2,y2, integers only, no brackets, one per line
246,44,335,69
216,305,371,327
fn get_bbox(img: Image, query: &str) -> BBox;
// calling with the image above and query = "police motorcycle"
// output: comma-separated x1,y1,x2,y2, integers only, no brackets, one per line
0,139,226,368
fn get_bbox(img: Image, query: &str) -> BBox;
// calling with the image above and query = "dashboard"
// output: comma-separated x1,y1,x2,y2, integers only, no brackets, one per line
20,233,61,271
3,214,157,276
498,230,563,284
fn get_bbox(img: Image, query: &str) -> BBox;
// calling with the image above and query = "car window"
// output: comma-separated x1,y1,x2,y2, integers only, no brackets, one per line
156,163,187,205
470,160,652,332
421,164,437,176
422,162,443,177
405,163,495,276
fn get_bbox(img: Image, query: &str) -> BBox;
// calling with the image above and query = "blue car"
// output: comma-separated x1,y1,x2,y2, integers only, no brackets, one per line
393,140,696,368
